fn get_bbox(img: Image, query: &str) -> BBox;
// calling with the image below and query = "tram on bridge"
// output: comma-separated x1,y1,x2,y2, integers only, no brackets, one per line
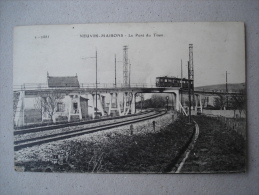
156,76,193,89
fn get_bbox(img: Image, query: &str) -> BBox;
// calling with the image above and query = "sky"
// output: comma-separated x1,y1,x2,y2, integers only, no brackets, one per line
13,22,245,88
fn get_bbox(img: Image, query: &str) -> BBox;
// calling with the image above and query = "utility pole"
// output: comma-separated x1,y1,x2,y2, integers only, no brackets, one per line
226,71,228,92
189,44,194,80
226,71,230,109
166,96,169,111
181,59,183,88
95,50,98,118
189,44,195,110
180,59,183,107
123,46,129,87
81,51,98,119
114,54,117,88
129,59,131,87
141,95,144,113
188,61,192,123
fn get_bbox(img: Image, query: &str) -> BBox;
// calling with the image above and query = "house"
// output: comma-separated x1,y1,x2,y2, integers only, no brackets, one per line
47,72,80,88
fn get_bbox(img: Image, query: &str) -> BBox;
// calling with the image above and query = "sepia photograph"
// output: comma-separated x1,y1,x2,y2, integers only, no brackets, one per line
13,22,246,173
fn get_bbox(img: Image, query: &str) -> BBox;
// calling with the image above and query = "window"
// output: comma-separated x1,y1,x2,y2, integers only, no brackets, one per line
73,103,78,110
73,102,78,114
165,79,168,82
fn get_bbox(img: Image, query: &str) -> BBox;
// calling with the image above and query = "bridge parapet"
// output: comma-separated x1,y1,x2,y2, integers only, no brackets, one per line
14,83,160,91
14,83,182,95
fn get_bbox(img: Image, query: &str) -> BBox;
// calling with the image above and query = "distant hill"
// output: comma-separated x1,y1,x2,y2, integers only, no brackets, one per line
195,83,245,92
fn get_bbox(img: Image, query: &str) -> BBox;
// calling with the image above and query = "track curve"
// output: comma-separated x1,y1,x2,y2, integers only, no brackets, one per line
14,111,167,151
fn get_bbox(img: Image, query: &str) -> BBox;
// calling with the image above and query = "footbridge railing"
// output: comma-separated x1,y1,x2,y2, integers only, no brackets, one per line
13,83,159,91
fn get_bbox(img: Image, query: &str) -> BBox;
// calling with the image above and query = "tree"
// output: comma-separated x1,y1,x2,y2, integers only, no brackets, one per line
230,89,246,118
228,97,238,118
34,92,64,123
34,96,44,122
150,94,166,108
213,95,226,110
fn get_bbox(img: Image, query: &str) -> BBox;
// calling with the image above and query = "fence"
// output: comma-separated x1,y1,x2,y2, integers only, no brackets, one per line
202,110,246,118
13,83,159,91
215,116,246,139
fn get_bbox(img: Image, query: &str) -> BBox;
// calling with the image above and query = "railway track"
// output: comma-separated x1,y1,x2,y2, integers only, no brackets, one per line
14,111,166,151
14,110,152,135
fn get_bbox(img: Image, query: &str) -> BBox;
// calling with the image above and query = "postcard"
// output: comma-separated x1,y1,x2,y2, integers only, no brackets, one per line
13,22,246,173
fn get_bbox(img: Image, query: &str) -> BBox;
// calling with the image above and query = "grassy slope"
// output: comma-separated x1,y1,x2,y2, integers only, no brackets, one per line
181,116,246,173
16,116,195,173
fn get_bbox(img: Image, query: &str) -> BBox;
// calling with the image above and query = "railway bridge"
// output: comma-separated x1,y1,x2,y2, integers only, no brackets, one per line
13,83,244,127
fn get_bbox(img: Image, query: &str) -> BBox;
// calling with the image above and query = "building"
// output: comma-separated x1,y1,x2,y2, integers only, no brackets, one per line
14,73,107,126
47,72,80,88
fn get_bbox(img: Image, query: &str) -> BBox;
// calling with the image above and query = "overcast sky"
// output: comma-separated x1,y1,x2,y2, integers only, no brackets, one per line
13,22,245,87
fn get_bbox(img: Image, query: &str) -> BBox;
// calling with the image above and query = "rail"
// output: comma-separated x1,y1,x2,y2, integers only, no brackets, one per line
14,111,166,151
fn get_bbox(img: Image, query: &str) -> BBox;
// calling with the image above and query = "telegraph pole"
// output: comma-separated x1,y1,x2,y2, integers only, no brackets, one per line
188,61,192,123
129,60,131,87
226,71,230,109
166,96,169,111
115,54,117,88
81,51,98,118
181,59,183,88
95,50,98,118
123,46,129,87
189,44,195,110
180,59,183,107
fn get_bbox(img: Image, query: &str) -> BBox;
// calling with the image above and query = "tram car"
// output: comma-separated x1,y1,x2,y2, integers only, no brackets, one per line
156,76,193,89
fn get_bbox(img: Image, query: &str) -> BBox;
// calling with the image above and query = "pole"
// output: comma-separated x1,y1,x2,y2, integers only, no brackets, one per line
181,59,183,88
180,59,183,108
226,71,230,109
141,96,143,112
115,54,117,88
95,50,97,118
188,61,192,123
226,71,228,93
129,60,131,87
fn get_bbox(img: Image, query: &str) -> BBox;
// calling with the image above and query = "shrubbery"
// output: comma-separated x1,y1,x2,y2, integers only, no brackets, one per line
16,115,195,173
62,115,194,173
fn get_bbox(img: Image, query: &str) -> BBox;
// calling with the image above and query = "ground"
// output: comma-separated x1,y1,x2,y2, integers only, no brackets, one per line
180,115,246,173
15,113,194,173
14,114,246,173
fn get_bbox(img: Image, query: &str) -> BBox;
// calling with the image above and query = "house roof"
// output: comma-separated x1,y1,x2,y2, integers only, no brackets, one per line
47,76,80,88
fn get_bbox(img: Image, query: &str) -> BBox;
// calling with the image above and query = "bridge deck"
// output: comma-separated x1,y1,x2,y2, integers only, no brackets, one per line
13,83,244,96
